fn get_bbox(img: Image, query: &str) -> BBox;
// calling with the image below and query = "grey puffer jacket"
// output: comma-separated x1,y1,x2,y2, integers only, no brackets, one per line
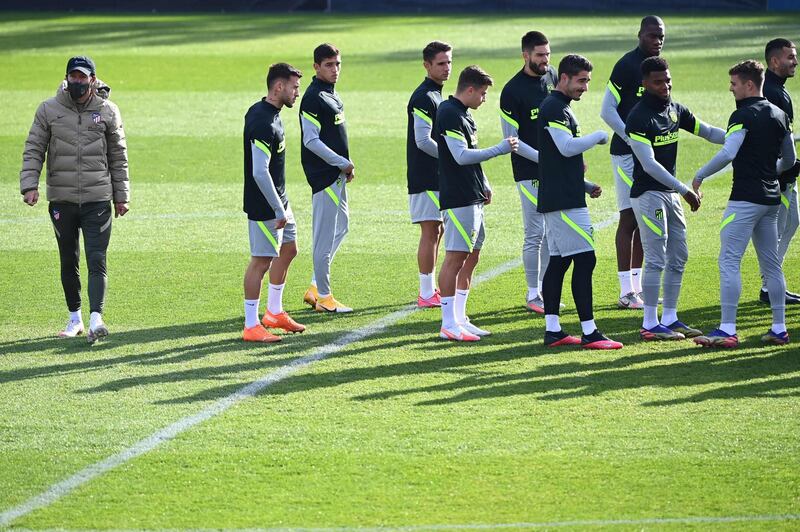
20,80,129,204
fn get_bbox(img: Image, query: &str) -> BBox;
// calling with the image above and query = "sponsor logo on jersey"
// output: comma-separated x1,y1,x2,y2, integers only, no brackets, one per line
530,108,539,120
637,86,645,97
653,131,680,146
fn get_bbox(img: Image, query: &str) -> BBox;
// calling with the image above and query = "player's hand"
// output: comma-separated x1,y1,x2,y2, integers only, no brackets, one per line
23,190,38,206
485,188,493,205
589,185,602,199
274,217,287,229
692,177,703,199
506,137,519,152
682,190,701,212
596,131,609,145
114,202,129,217
343,163,355,183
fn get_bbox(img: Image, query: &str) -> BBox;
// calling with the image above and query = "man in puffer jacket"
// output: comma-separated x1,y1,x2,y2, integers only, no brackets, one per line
20,56,130,343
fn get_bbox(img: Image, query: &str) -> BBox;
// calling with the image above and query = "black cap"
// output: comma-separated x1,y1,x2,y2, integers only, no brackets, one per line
66,56,95,76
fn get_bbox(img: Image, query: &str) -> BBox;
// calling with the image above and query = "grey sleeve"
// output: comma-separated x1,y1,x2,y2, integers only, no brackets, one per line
413,114,438,158
547,127,607,158
301,115,352,170
630,140,690,195
600,87,629,144
251,143,286,219
443,135,511,166
500,117,538,163
695,129,746,182
778,131,797,173
696,121,726,144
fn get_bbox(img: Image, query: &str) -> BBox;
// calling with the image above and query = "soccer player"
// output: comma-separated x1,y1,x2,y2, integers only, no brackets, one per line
537,54,622,350
407,41,452,308
759,38,800,305
499,31,559,313
693,60,796,347
625,57,724,341
299,43,354,313
601,15,666,309
436,65,518,341
242,63,306,343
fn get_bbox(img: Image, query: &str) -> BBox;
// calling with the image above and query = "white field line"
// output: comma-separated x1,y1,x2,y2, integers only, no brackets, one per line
0,234,542,527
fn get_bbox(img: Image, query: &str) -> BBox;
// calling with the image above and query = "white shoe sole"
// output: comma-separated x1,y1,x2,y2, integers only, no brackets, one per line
87,325,108,344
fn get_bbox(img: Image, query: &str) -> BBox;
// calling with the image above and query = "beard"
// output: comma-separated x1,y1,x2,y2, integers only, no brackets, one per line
528,60,547,76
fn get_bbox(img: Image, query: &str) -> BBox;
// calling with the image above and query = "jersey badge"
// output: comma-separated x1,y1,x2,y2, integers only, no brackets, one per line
669,110,678,123
655,208,664,220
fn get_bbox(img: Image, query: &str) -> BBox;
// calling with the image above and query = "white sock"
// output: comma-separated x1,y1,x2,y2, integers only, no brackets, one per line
441,296,456,329
643,305,659,330
267,283,284,315
545,314,560,332
580,319,596,336
631,268,643,293
618,270,632,297
310,275,316,287
419,272,435,299
244,299,260,328
719,322,736,335
69,310,82,323
317,292,330,299
537,280,543,294
454,289,469,324
661,307,678,326
89,311,103,329
527,287,539,301
772,322,787,334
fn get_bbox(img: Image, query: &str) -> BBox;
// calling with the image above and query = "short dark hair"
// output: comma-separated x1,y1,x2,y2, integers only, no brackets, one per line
558,54,592,78
729,60,765,88
457,65,493,92
641,56,669,77
267,63,302,90
521,31,548,52
639,15,664,32
765,38,796,63
422,41,452,63
313,43,340,65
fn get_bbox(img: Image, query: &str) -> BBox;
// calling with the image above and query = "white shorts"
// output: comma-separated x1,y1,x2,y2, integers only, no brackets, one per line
409,190,443,223
544,207,594,257
443,204,485,253
248,209,297,257
612,154,634,212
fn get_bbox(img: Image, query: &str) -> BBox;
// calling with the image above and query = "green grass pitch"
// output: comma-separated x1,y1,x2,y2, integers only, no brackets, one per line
0,11,799,530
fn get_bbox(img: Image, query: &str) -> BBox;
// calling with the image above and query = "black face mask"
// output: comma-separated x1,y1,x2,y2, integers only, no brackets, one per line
67,81,90,101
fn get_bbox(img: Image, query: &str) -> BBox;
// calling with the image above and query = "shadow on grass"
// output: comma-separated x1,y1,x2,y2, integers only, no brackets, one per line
0,302,406,387
1,12,797,57
1,294,795,408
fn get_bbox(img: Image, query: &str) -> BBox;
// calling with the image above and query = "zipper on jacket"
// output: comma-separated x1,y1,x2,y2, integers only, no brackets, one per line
77,110,82,205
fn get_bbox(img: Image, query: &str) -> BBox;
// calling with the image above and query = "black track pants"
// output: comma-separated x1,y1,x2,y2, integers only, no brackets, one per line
48,201,112,314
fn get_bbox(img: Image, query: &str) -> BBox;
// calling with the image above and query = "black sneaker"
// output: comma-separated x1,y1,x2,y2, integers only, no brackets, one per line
544,329,581,347
759,289,770,304
787,291,800,305
787,289,800,299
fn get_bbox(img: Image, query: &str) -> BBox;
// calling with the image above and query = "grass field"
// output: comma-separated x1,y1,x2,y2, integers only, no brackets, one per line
1,11,799,530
